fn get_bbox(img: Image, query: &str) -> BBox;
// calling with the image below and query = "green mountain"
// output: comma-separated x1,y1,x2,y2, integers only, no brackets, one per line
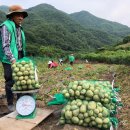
70,11,130,37
0,11,6,23
0,4,130,55
0,5,8,13
24,4,109,51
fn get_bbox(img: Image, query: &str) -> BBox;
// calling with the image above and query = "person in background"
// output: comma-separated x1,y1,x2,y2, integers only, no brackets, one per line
48,61,52,68
59,58,63,65
68,54,75,66
0,5,28,112
48,60,58,68
86,59,89,63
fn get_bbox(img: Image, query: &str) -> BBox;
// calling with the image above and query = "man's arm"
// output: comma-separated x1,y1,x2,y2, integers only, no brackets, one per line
1,25,16,63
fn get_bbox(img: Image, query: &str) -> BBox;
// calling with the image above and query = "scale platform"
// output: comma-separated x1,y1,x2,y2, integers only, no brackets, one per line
0,108,54,130
12,89,39,94
2,84,52,130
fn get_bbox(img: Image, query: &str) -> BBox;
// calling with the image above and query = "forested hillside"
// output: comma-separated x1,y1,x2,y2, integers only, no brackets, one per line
70,11,130,37
24,4,113,52
0,5,8,13
0,4,130,56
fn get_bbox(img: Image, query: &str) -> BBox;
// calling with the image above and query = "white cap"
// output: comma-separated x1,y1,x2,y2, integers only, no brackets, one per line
48,61,52,64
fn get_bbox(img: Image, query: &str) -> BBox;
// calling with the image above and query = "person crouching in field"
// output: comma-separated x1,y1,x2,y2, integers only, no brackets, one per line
68,54,75,66
48,60,58,68
59,58,63,65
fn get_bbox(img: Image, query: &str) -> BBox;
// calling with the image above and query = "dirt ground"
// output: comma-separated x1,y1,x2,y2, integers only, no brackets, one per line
0,63,129,130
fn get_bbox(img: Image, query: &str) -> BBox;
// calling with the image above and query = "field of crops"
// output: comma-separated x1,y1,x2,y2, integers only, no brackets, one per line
0,60,130,130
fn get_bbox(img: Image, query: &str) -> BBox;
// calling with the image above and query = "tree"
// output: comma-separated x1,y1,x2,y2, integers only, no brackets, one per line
123,35,130,44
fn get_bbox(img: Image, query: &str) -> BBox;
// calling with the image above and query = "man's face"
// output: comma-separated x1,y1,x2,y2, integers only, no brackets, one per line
12,13,24,26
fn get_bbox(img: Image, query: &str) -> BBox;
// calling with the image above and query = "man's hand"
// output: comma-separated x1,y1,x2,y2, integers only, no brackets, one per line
11,59,16,64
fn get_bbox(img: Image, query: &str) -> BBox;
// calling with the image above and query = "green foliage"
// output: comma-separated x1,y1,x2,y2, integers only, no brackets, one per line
26,43,65,57
23,6,130,53
81,50,130,65
114,42,130,51
0,5,8,13
123,35,130,43
70,11,130,39
0,11,6,23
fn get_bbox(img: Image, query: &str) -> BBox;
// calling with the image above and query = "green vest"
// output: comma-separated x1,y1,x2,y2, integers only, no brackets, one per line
0,19,26,64
69,55,75,62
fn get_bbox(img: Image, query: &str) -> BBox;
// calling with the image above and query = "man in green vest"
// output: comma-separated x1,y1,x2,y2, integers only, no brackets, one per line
0,5,28,112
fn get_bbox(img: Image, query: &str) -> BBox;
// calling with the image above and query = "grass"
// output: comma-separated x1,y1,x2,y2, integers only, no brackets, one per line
0,59,130,130
37,60,130,130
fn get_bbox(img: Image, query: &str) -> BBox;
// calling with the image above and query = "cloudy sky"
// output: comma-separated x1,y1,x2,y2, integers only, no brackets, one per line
1,0,130,27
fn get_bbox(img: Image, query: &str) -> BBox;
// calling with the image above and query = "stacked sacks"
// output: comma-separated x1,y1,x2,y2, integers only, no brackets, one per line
60,100,111,129
62,80,113,104
11,57,40,91
60,80,120,129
